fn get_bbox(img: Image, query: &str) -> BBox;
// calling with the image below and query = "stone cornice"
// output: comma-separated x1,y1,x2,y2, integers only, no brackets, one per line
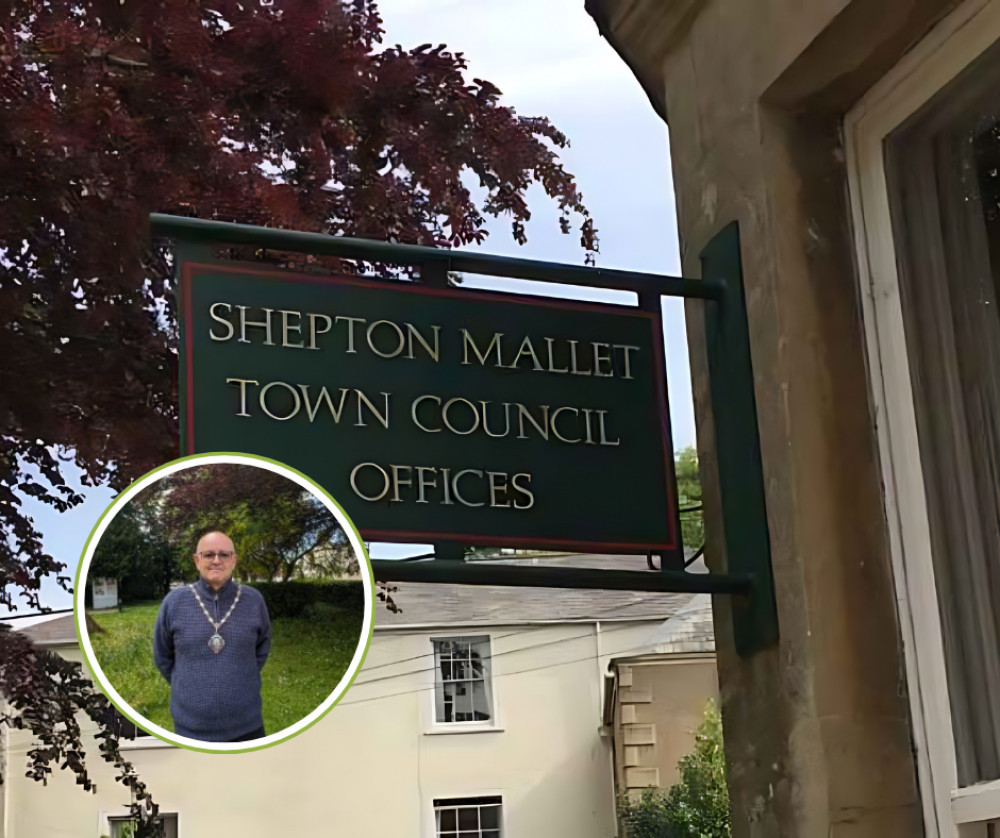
585,0,707,123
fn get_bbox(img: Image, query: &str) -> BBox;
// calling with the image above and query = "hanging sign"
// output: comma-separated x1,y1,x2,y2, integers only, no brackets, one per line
179,260,681,555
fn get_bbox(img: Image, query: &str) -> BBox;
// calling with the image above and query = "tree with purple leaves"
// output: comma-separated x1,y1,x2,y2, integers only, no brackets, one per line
0,1,596,833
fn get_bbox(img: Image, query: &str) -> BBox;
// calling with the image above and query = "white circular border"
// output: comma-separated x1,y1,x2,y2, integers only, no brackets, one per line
75,452,375,753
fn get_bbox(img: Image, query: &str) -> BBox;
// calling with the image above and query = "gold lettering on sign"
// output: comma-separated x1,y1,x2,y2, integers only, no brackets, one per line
367,320,407,359
411,394,442,433
297,385,350,423
592,342,613,377
614,344,640,379
226,377,259,417
348,461,536,510
335,316,365,354
259,381,301,421
580,408,595,445
350,462,390,502
508,336,543,371
452,469,485,507
460,329,503,367
487,471,510,508
207,303,643,383
389,464,412,502
544,337,568,374
237,305,275,346
415,466,438,503
306,313,331,350
405,323,441,362
209,303,235,341
480,401,512,438
279,310,304,349
442,397,480,435
440,467,454,505
516,403,550,441
568,340,591,376
226,379,391,428
596,409,620,446
354,391,390,429
550,406,581,444
511,472,535,509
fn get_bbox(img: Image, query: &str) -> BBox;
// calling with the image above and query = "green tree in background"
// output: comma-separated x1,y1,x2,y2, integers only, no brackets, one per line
90,500,178,604
675,447,704,550
619,700,731,838
152,464,354,582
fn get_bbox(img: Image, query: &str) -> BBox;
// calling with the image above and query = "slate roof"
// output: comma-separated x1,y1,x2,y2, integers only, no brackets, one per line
13,554,706,641
634,593,715,654
16,613,77,645
374,553,701,628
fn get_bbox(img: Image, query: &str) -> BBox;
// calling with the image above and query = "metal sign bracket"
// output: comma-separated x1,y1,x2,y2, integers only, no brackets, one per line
152,214,778,656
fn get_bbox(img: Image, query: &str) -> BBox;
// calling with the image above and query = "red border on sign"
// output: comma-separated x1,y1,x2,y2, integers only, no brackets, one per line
179,260,680,553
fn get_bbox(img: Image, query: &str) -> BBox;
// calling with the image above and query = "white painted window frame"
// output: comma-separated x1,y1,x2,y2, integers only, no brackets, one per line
431,794,504,838
427,633,499,733
844,1,1000,834
422,791,507,838
105,811,179,838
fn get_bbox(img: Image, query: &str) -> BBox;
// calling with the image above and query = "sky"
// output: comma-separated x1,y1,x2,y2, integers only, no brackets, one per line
10,0,691,614
373,0,691,444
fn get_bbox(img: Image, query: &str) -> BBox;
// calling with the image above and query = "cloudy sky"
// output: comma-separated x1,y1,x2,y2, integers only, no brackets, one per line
12,0,690,614
374,0,690,439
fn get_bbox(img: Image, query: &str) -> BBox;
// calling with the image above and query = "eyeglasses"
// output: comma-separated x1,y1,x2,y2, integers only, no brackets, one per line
196,551,235,561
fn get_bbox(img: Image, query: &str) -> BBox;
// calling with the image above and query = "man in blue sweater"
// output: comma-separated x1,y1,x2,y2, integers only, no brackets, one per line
153,531,272,742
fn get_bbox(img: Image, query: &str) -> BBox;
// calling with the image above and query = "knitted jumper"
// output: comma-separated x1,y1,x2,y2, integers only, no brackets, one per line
153,578,271,741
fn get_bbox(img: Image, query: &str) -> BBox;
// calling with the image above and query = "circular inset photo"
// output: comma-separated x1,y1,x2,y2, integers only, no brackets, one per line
75,452,374,753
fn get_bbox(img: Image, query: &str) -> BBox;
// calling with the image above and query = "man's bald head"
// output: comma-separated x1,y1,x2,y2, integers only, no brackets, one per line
193,531,238,591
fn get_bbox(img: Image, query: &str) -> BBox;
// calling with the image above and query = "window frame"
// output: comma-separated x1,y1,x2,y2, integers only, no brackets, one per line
428,633,498,732
106,707,175,751
106,812,179,838
431,794,503,838
844,0,1000,833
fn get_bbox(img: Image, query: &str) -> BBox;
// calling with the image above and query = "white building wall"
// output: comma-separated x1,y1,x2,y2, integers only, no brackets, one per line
6,620,662,838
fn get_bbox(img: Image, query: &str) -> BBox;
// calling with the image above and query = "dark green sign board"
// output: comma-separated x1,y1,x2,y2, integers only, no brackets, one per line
157,214,778,658
179,261,683,556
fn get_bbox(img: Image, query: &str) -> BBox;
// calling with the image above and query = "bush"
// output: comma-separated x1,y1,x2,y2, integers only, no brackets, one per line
619,700,731,838
251,580,364,618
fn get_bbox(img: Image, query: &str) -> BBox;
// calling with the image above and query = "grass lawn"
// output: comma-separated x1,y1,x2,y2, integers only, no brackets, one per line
89,601,365,736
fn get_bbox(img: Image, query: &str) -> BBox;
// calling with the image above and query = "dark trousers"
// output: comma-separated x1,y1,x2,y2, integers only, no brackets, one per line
228,725,266,742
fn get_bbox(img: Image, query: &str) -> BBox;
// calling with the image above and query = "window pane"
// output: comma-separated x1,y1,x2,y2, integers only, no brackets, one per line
470,682,490,721
480,805,499,829
886,38,1000,786
438,809,456,831
433,636,492,724
470,654,485,678
457,807,479,829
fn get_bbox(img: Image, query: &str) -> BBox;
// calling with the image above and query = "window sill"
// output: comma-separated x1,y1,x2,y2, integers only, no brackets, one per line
119,737,177,751
952,779,1000,824
424,725,504,736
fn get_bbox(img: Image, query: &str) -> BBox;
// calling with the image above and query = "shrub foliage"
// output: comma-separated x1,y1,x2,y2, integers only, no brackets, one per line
619,700,731,838
253,579,364,618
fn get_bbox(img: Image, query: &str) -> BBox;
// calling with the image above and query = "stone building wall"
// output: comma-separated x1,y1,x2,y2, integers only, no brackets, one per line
586,0,967,834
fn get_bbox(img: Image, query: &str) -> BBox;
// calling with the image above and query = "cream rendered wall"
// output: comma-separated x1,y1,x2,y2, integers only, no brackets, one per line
6,620,663,838
8,643,420,838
